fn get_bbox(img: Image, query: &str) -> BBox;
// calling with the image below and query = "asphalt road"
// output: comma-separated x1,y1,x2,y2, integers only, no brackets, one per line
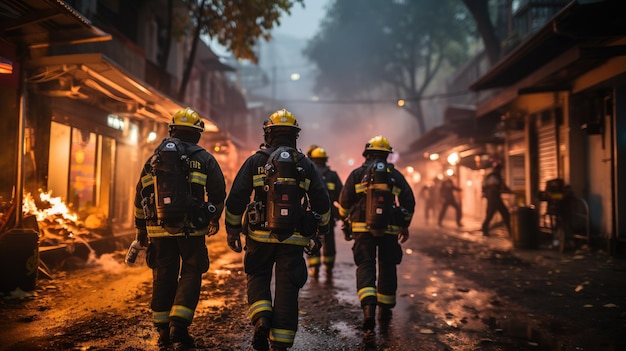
1,218,625,350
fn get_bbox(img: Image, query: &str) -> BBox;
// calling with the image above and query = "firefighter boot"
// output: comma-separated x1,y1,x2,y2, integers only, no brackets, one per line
378,306,393,336
156,323,171,350
252,317,271,351
361,304,377,346
362,304,376,331
170,324,195,351
325,263,334,282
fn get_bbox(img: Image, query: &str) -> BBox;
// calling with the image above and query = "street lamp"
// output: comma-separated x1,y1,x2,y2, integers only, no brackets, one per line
447,152,460,166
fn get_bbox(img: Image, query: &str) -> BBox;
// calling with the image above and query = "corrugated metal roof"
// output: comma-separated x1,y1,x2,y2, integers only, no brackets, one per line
470,0,626,91
27,52,218,131
0,0,110,48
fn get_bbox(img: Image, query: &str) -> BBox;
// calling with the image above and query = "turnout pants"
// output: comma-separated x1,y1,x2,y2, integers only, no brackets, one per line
352,232,403,309
245,237,307,348
148,236,209,327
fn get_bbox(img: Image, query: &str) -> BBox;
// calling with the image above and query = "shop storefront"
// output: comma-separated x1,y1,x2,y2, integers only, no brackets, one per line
22,53,207,246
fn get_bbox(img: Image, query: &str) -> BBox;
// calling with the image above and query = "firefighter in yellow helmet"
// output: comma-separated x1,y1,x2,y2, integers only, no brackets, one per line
306,146,344,281
133,107,226,350
338,135,415,345
225,108,331,351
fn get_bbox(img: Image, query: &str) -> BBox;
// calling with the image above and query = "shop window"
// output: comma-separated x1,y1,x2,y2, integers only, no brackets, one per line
47,122,119,233
69,129,97,216
48,122,71,201
112,142,139,231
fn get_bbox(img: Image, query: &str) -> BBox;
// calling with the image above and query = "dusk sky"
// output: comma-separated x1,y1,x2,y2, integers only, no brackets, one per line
272,1,330,40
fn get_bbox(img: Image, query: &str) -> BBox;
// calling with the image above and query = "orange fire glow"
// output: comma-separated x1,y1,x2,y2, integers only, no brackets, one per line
22,191,79,224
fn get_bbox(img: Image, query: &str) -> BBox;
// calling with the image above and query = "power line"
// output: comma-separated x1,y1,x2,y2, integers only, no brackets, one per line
270,90,475,105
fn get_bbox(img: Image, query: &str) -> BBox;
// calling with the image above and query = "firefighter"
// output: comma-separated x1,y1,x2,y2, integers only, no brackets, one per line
481,162,512,236
225,108,331,351
133,107,226,351
338,135,415,343
437,177,463,228
306,147,343,281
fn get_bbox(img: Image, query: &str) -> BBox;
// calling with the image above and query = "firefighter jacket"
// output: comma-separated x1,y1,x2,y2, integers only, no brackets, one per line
338,159,415,235
134,140,226,237
225,145,331,246
316,164,343,223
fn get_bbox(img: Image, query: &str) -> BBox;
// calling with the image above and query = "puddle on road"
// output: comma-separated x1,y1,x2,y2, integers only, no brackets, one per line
397,243,623,350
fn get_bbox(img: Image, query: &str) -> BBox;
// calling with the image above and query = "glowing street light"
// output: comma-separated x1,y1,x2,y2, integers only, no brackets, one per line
447,152,460,166
147,131,157,143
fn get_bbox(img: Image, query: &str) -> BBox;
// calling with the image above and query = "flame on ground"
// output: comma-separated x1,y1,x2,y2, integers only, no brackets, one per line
22,191,79,224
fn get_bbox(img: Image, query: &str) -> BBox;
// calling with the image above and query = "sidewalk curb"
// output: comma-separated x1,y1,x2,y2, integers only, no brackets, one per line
427,218,623,270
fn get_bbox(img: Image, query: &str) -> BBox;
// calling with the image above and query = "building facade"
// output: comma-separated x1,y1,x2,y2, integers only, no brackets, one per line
0,0,244,242
401,0,626,255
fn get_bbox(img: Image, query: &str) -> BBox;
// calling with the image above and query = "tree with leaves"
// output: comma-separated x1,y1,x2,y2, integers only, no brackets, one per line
157,0,304,101
304,0,474,136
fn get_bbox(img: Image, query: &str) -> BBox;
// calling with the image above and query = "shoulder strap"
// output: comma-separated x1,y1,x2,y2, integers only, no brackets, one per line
257,147,273,157
185,144,203,156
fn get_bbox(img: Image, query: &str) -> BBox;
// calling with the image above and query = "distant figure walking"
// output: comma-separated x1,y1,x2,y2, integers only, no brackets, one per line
419,182,437,224
481,162,511,237
437,178,463,228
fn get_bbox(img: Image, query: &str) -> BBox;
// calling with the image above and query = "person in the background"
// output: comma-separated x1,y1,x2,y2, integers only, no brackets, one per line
437,177,463,228
418,181,437,224
305,144,319,158
338,135,415,344
307,146,343,281
481,162,512,237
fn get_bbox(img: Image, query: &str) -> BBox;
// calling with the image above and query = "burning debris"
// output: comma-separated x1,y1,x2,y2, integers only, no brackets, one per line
21,191,104,247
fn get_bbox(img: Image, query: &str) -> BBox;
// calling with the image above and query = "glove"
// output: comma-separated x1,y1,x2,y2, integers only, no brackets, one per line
207,220,219,237
341,221,352,241
226,225,243,253
136,229,148,248
304,235,323,256
398,227,409,244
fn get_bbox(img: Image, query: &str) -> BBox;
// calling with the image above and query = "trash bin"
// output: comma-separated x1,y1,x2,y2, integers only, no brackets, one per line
511,206,538,249
0,228,39,293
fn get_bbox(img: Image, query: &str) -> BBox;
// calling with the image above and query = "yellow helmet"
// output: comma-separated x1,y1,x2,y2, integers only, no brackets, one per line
170,107,204,132
310,147,328,159
364,135,393,155
263,108,301,132
306,144,319,157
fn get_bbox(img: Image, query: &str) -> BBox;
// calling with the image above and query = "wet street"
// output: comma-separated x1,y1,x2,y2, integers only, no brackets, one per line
1,218,625,351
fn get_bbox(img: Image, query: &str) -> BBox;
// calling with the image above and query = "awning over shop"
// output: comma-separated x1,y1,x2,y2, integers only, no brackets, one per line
401,110,503,170
469,0,626,117
0,0,111,49
27,53,219,131
1,0,112,228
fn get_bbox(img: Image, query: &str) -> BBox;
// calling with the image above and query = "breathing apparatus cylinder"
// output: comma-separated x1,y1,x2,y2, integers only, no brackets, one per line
265,148,301,238
365,160,393,236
